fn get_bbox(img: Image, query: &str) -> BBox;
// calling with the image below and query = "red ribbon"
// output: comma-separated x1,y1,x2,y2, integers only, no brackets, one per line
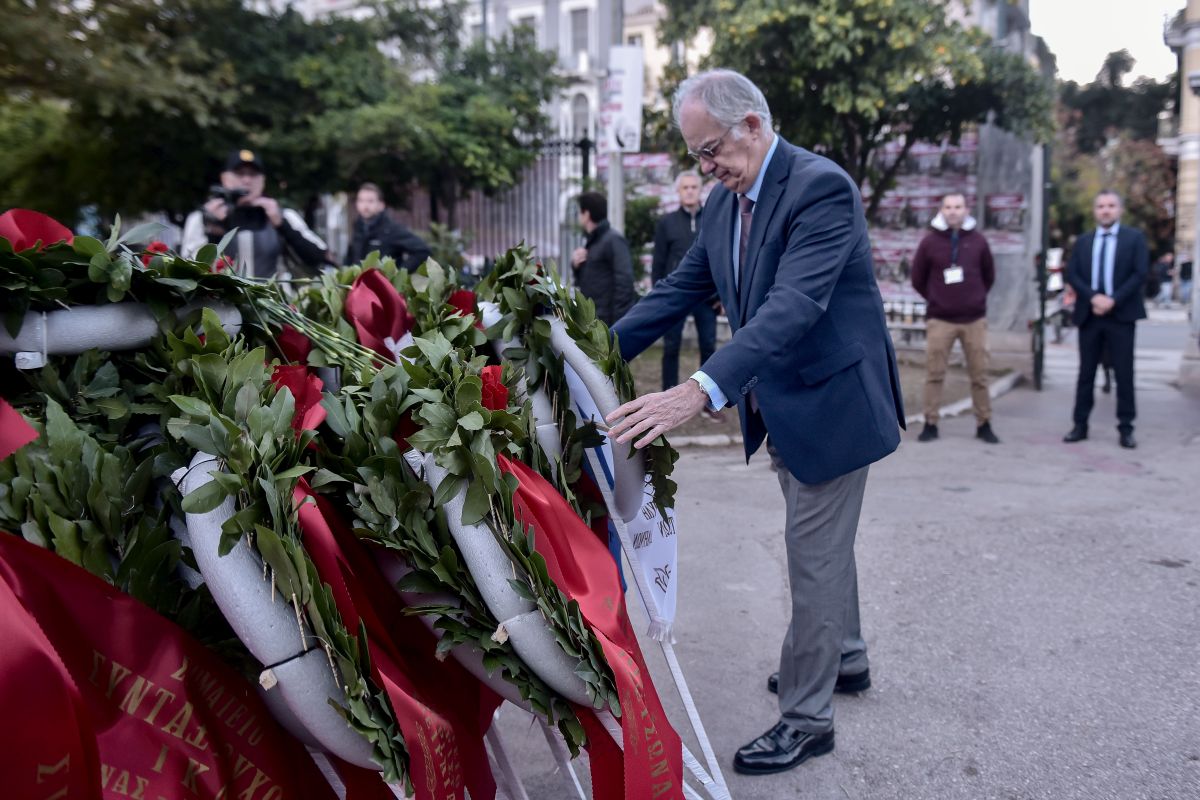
294,485,501,800
498,456,685,800
0,208,74,252
344,269,415,362
573,469,615,550
0,399,38,461
0,533,354,800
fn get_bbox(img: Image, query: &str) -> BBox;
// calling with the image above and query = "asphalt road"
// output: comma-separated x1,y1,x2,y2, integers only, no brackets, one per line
496,315,1200,800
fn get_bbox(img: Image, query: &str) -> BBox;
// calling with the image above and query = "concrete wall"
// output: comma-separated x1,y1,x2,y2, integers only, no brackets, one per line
977,123,1041,335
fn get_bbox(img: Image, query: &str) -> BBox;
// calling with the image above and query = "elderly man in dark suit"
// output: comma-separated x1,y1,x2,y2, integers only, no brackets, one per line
607,69,904,776
1063,190,1149,449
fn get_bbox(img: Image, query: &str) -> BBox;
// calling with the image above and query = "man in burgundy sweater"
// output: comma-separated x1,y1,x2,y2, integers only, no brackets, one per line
910,193,999,443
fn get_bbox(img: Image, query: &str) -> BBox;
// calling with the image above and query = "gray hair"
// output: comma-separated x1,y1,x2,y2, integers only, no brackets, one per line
1096,189,1123,205
672,69,773,134
675,169,701,188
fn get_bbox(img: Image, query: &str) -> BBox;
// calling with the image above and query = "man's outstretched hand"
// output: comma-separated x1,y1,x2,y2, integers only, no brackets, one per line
605,379,710,449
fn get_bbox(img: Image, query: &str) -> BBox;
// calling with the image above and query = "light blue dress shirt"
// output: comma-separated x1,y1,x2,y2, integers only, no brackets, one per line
690,134,780,410
1091,223,1119,296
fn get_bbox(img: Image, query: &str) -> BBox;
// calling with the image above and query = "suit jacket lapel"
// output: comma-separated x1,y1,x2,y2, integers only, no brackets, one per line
1079,231,1095,285
739,139,791,317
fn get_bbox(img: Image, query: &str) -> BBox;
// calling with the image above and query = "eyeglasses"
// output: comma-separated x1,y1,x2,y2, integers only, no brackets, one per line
687,124,737,162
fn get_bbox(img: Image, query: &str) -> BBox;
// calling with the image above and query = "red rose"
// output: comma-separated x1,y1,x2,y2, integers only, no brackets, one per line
447,288,486,330
480,365,509,411
447,289,477,318
271,365,327,433
140,240,169,267
0,209,73,252
276,325,313,363
213,255,234,273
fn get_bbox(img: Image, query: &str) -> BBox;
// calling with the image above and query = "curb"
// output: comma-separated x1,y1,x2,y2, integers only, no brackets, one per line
903,369,1024,428
669,370,1023,448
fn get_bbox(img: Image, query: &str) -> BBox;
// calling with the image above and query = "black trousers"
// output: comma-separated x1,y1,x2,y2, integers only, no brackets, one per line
1073,315,1136,432
661,301,718,391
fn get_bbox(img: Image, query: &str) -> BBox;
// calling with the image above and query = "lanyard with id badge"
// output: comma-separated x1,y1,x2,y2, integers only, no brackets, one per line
943,232,964,285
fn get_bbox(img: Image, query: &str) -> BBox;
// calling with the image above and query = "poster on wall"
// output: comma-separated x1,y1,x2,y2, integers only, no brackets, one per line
598,45,645,155
866,131,1027,316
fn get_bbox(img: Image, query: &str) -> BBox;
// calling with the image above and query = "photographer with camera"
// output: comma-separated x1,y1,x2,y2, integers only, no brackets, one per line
182,149,331,278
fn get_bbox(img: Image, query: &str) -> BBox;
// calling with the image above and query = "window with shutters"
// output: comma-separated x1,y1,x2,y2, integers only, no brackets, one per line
571,94,590,139
570,8,589,55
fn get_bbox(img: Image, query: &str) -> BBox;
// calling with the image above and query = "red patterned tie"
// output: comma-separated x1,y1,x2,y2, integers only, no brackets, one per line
738,194,759,412
738,194,755,289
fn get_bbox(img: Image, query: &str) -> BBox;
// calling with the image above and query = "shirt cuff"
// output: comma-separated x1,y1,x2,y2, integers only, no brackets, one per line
690,370,727,411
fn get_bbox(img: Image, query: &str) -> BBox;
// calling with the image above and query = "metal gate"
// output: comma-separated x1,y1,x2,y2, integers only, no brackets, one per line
394,138,594,273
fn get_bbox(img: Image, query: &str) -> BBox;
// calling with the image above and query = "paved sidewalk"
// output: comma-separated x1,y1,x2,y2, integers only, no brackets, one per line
497,317,1200,800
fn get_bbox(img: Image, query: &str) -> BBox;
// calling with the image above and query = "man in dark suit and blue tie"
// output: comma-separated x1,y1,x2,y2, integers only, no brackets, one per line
1063,191,1149,449
605,70,904,775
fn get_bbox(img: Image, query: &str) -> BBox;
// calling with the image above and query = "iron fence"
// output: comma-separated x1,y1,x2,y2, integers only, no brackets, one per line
394,138,594,274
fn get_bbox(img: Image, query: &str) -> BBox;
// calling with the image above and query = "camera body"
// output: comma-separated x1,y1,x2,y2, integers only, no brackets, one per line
209,185,249,207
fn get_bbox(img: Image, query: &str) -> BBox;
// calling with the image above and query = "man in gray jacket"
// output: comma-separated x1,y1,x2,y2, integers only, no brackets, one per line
182,148,330,277
570,192,636,326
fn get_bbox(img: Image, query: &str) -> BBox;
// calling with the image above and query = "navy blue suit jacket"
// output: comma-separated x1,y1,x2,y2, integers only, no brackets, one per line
1066,226,1149,326
612,138,904,485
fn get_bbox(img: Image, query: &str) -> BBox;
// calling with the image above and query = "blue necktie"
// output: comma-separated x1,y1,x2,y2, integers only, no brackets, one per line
1095,232,1110,294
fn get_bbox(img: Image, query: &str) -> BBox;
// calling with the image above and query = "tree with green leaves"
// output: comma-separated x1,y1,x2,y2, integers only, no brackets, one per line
0,0,560,229
1051,52,1176,255
1,0,405,222
1,0,219,113
657,0,1053,220
316,27,564,227
1058,49,1176,155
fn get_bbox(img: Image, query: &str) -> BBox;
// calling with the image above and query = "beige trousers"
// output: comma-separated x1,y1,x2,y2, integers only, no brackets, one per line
923,317,990,426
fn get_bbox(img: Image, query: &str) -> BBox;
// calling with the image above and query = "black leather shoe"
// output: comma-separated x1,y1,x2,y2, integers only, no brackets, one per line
1063,426,1088,443
733,721,834,775
976,422,1000,444
918,424,938,442
767,668,871,695
1119,431,1136,449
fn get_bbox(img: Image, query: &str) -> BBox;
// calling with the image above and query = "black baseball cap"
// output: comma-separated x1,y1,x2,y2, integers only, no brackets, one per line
223,148,265,173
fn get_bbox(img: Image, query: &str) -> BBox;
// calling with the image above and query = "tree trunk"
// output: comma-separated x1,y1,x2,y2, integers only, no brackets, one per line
865,136,917,223
442,176,460,231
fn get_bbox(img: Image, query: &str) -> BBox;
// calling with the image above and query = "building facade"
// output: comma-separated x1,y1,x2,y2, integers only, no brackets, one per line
1161,3,1200,375
287,0,705,144
1163,4,1200,280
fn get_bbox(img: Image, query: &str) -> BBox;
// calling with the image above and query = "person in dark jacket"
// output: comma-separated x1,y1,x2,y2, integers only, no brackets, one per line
343,183,431,271
1063,190,1149,449
570,192,636,326
182,149,332,278
652,171,722,398
910,192,999,444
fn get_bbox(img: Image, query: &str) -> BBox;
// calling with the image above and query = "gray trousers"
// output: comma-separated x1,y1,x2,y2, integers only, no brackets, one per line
769,447,870,734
